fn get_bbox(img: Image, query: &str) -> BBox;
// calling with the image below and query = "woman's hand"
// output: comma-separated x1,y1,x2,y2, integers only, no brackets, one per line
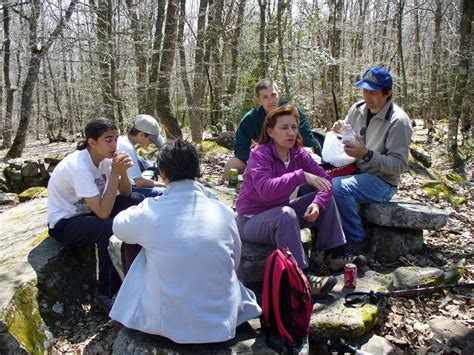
304,172,332,192
304,203,320,223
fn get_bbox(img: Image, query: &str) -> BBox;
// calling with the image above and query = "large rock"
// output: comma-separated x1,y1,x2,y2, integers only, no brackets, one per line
0,193,18,206
360,197,449,230
428,316,474,352
311,270,393,340
112,318,285,354
368,224,423,262
388,266,445,289
0,198,96,354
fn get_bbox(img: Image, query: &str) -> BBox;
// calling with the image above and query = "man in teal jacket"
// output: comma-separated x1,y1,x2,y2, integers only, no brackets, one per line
222,78,320,182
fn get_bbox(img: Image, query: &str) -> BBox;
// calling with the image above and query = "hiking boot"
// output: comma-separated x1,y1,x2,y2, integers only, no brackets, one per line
95,294,114,314
306,273,337,298
324,253,367,272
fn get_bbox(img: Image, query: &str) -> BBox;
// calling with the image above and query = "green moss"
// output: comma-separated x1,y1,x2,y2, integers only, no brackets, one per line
4,282,49,355
31,229,49,248
315,304,380,339
420,275,444,287
198,141,231,157
0,182,8,192
18,187,47,202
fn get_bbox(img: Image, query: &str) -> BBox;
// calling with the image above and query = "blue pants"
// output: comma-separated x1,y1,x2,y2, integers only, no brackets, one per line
332,173,397,242
49,192,145,297
236,192,346,269
132,186,165,198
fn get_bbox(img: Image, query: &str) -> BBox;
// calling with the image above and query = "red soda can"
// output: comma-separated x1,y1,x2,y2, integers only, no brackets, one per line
344,263,357,288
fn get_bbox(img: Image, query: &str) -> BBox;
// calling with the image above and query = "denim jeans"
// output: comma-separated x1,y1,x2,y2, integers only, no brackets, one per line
132,186,165,198
332,173,397,242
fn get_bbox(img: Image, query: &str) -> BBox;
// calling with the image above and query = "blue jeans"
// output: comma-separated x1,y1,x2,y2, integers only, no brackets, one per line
132,186,165,198
332,173,397,242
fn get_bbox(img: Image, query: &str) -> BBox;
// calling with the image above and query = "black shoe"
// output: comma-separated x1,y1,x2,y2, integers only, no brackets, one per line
95,294,114,314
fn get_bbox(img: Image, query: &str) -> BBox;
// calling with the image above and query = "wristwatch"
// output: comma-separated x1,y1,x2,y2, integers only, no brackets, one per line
362,150,373,162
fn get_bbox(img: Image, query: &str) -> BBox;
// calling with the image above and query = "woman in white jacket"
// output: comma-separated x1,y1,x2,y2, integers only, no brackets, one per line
110,139,261,344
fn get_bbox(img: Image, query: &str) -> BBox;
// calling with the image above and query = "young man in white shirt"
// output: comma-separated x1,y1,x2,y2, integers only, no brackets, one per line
117,114,166,198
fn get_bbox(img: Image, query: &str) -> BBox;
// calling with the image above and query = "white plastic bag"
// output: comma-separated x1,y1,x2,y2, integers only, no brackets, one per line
321,131,356,167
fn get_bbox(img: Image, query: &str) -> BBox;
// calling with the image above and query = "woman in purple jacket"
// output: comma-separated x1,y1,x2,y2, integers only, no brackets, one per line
236,104,365,298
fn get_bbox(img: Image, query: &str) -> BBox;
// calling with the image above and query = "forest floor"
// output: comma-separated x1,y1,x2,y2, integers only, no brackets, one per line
0,120,473,354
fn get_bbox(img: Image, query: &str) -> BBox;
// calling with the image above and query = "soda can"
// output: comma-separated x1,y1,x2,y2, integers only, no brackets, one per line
344,263,357,288
228,168,239,187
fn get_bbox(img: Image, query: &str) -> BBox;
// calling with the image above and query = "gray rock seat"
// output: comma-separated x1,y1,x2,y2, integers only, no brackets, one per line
0,198,96,354
360,197,449,262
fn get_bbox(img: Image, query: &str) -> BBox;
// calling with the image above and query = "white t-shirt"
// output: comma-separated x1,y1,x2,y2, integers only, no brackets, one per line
117,136,141,181
47,149,112,228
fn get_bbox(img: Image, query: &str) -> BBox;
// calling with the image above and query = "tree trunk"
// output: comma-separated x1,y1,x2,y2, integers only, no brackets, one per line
428,0,442,136
125,0,148,113
396,0,407,107
177,0,194,124
276,0,290,97
7,0,78,158
257,0,267,78
95,0,115,121
156,0,182,139
209,0,224,133
448,0,472,171
189,0,209,142
2,1,14,148
146,1,166,116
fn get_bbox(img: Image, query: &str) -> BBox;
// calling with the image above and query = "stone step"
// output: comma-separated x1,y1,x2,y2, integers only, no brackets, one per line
0,198,96,353
360,197,449,230
111,318,290,354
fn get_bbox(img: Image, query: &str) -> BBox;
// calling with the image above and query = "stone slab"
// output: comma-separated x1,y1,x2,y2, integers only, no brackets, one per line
360,197,449,230
388,266,445,289
428,316,474,352
0,197,96,353
310,270,393,341
368,223,423,262
112,318,286,354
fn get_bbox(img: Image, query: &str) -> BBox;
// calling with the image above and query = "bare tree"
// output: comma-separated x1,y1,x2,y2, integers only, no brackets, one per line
448,0,472,171
6,0,78,158
2,0,15,148
155,0,182,139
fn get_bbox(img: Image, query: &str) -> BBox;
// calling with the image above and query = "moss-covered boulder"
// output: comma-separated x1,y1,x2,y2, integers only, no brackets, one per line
0,199,96,354
18,187,48,203
198,141,232,157
44,155,64,165
311,271,393,340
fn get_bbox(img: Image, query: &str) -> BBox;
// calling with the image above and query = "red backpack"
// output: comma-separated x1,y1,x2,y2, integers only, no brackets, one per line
261,247,313,351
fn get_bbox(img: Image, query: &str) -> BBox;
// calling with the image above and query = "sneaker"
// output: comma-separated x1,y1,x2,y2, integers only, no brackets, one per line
95,294,114,314
306,273,337,298
324,253,367,272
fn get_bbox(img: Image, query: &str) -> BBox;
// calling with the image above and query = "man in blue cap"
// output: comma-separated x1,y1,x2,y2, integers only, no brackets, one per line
331,66,412,252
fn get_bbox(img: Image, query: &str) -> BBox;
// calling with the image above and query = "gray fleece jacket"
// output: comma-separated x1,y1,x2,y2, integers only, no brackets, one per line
344,98,412,186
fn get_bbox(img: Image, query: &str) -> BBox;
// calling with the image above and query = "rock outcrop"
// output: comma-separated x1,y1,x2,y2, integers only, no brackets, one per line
0,198,96,354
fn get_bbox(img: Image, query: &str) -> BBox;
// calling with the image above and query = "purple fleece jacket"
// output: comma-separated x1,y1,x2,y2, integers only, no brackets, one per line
236,142,333,216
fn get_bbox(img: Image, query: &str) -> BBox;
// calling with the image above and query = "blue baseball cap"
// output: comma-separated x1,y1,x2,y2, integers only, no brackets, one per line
354,66,393,91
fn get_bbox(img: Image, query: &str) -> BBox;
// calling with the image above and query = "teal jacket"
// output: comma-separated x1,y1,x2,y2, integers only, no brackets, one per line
234,101,318,162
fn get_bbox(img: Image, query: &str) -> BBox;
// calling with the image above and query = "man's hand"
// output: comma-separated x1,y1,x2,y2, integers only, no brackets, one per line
343,135,368,159
303,203,320,223
112,152,133,174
